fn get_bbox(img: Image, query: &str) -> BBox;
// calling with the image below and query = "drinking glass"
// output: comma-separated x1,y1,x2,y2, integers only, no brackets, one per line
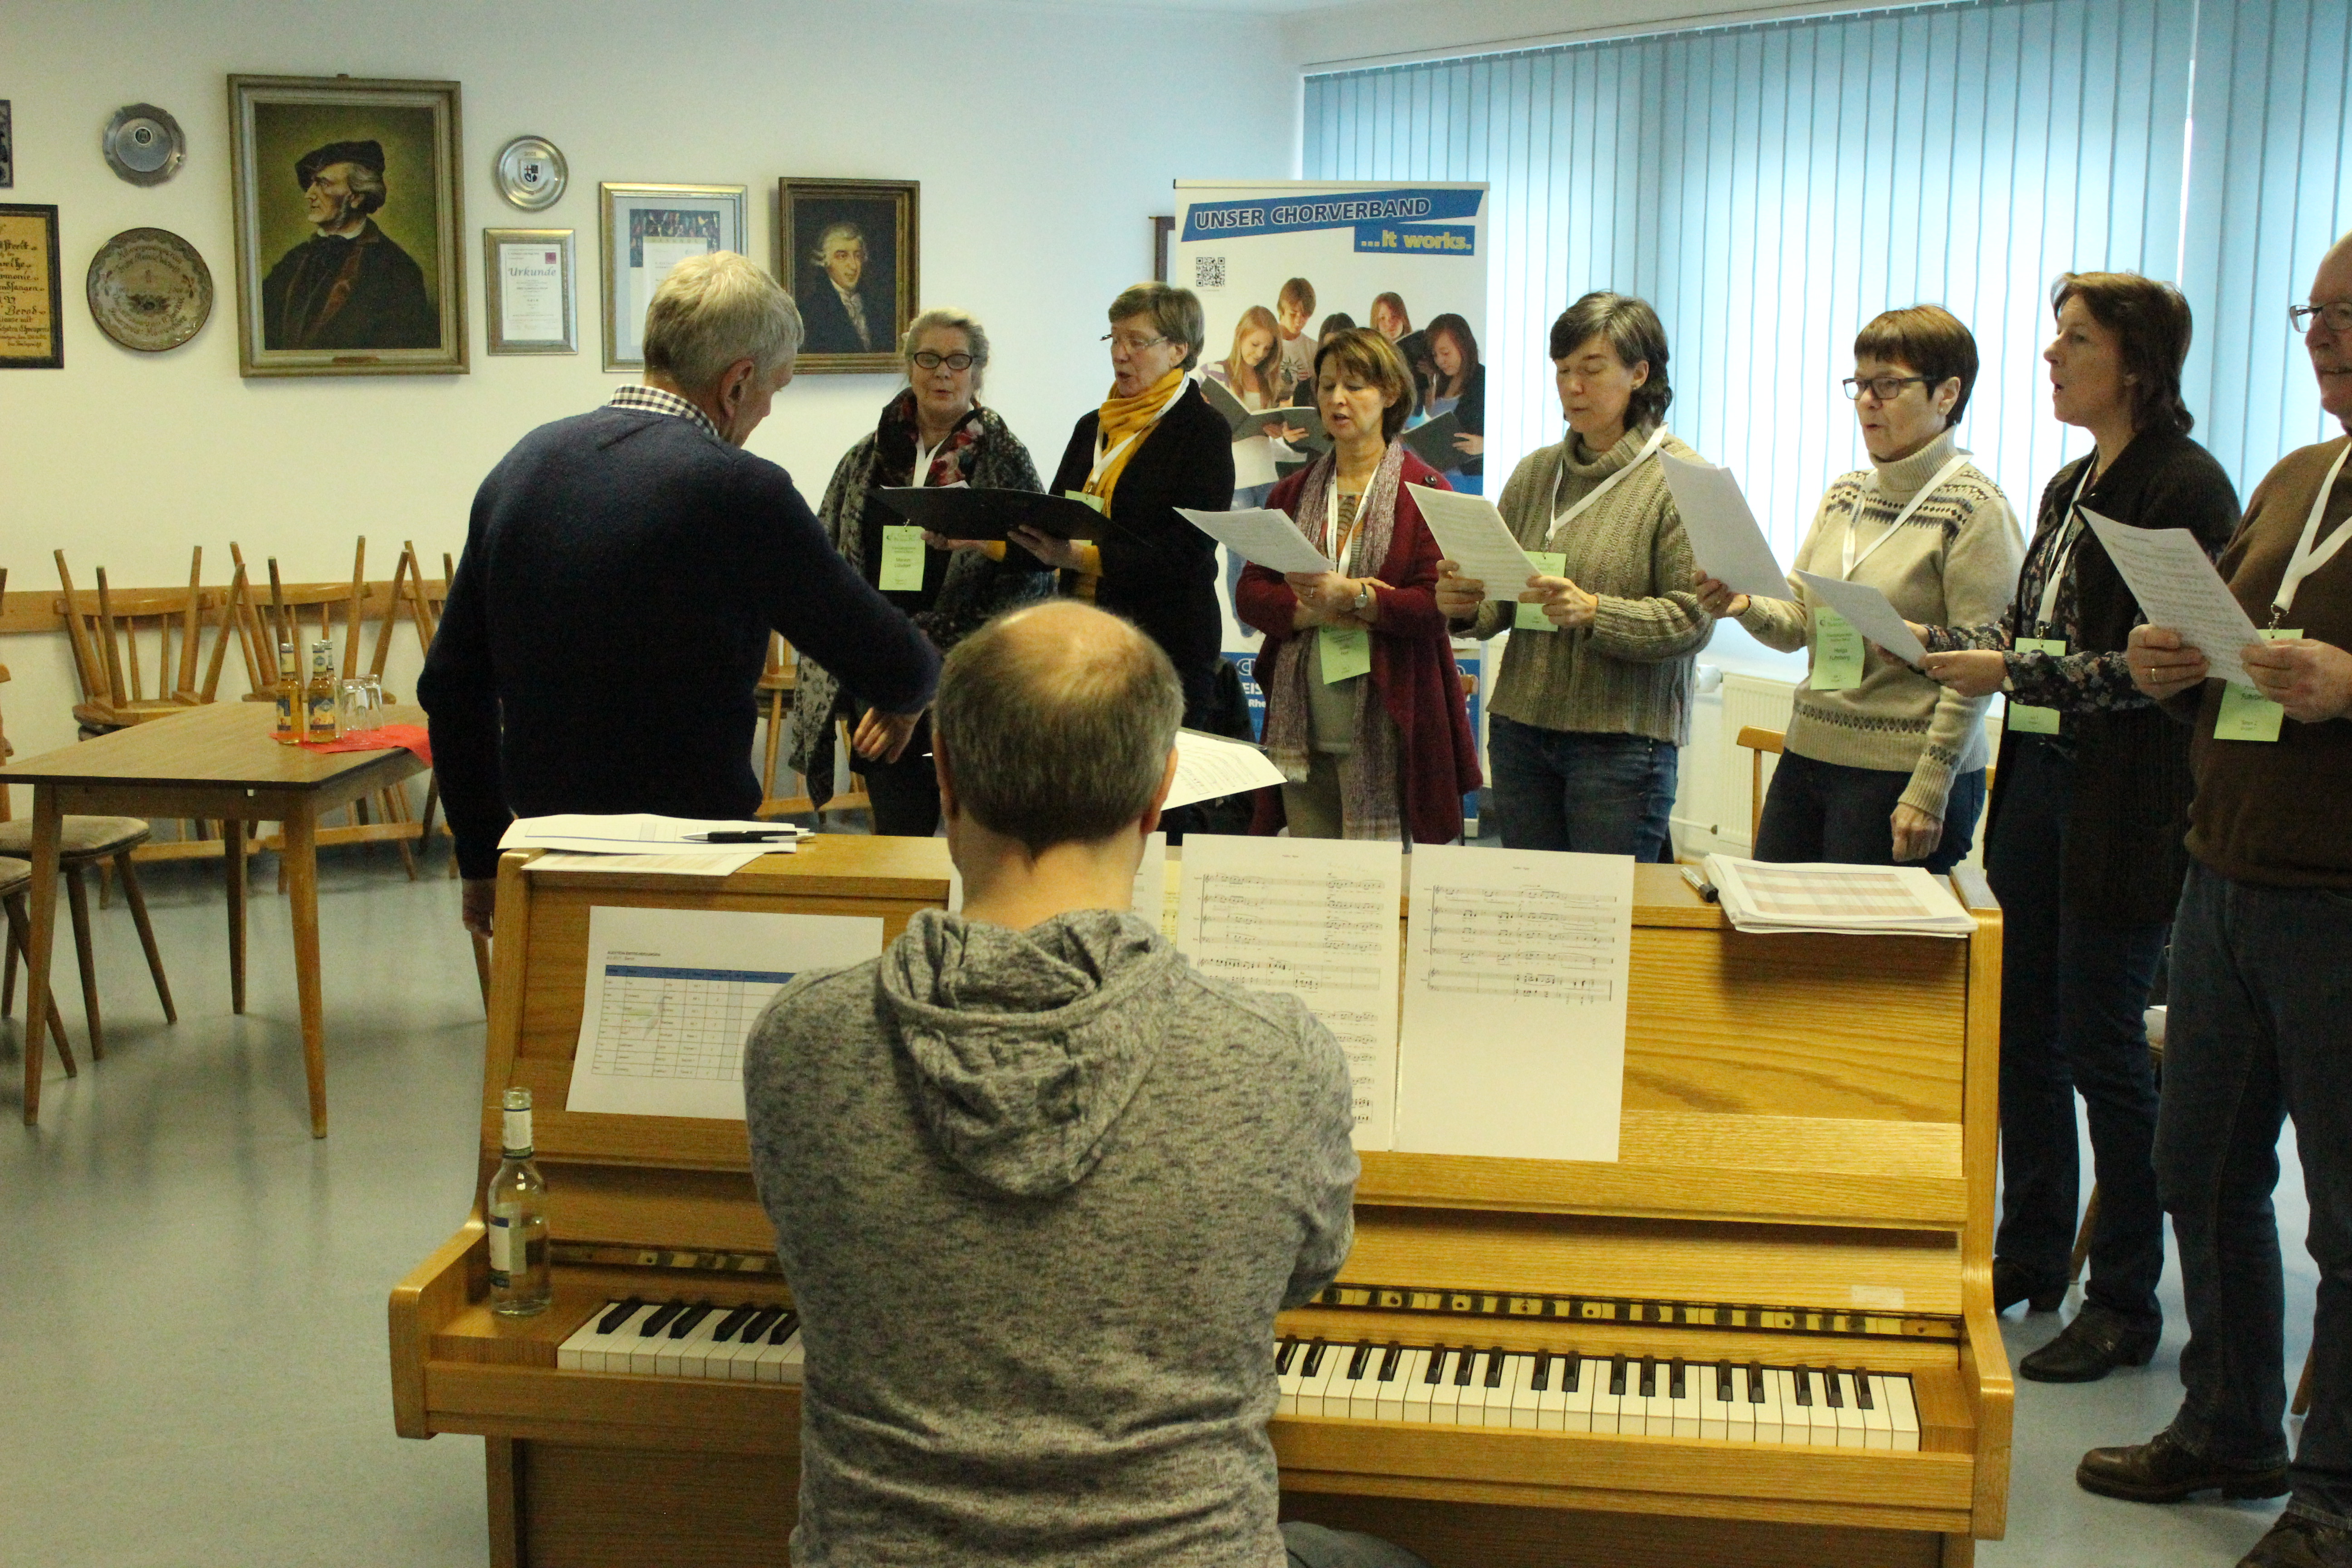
338,675,386,740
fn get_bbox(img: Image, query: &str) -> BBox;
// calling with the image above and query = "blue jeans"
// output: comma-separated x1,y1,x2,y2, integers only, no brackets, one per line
2159,862,2352,1528
1985,736,2168,1322
1488,714,1676,859
1283,1521,1431,1568
1752,749,1985,874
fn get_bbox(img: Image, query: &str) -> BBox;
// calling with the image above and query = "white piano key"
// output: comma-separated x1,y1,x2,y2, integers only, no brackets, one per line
1275,1340,1309,1416
774,1327,808,1385
1561,1355,1595,1434
750,1320,798,1383
626,1306,683,1376
1636,1359,1675,1437
1590,1357,1625,1435
1828,1371,1867,1448
1752,1367,1786,1445
1698,1362,1730,1440
1454,1348,1494,1426
1423,1348,1462,1424
1534,1352,1569,1432
657,1308,723,1379
1884,1373,1919,1451
1296,1341,1343,1418
1397,1348,1436,1423
678,1308,748,1379
1346,1343,1387,1421
1857,1371,1893,1449
1378,1347,1422,1423
1508,1352,1543,1431
1479,1350,1518,1430
710,1311,776,1381
556,1304,610,1372
1668,1360,1701,1439
1791,1368,1836,1446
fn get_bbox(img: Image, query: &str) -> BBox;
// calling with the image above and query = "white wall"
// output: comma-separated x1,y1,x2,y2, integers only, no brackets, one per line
0,0,1298,769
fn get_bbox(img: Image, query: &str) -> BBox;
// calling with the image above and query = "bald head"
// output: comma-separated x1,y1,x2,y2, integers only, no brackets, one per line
934,601,1183,855
2312,230,2352,426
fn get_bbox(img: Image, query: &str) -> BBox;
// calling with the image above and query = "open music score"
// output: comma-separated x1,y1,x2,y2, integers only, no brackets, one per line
1175,836,1403,1149
1420,882,1621,1001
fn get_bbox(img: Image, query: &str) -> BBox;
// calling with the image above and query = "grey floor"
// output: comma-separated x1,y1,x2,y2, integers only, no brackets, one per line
0,833,2319,1568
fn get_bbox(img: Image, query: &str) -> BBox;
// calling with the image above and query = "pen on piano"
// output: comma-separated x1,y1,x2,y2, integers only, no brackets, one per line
1680,866,1719,903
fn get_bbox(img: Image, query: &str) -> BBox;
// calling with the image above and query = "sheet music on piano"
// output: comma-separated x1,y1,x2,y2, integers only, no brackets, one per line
1173,835,1402,1150
1397,845,1632,1161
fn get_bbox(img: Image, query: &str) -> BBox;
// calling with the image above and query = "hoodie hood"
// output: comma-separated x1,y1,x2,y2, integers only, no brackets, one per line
878,906,1181,1197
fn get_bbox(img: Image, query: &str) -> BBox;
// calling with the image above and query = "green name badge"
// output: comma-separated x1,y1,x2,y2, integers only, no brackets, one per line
879,525,927,593
1320,621,1372,683
2007,637,2065,734
1811,607,1865,690
1514,550,1567,632
1063,488,1105,514
2212,628,2298,743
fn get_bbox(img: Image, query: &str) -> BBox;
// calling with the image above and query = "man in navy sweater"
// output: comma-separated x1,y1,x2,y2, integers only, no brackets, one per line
421,251,938,933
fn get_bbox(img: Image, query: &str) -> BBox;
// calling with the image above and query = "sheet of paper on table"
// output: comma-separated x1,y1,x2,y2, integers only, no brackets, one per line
1791,571,1929,662
1409,483,1540,593
2084,511,2262,686
1660,453,1790,600
1176,506,1336,575
501,813,805,855
1172,835,1403,1151
526,849,769,877
1396,844,1633,1162
1162,729,1287,810
566,906,884,1119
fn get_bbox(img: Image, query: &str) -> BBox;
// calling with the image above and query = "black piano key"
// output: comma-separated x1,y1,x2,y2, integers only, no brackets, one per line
1609,1356,1628,1397
598,1297,646,1335
668,1303,715,1339
640,1300,686,1337
1792,1368,1813,1406
738,1308,783,1345
1853,1370,1876,1410
1423,1348,1450,1385
1301,1339,1329,1378
1564,1355,1582,1392
1638,1359,1656,1398
710,1305,757,1343
1670,1358,1687,1400
1454,1349,1476,1387
1530,1351,1551,1392
1824,1369,1845,1408
1274,1339,1301,1376
1747,1362,1766,1403
768,1310,801,1345
1716,1362,1734,1403
1346,1343,1372,1380
1483,1349,1507,1389
1377,1344,1402,1381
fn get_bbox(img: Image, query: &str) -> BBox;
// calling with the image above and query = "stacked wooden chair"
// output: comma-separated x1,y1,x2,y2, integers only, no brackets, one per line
755,633,874,826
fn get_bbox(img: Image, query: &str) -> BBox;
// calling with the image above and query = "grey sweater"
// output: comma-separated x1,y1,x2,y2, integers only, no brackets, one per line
743,907,1360,1568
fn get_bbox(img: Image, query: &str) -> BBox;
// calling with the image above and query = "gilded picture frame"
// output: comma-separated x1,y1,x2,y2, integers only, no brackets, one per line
778,177,918,374
599,182,746,372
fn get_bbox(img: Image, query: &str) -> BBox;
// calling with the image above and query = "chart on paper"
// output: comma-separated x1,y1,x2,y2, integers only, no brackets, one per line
567,905,884,1119
1174,835,1403,1150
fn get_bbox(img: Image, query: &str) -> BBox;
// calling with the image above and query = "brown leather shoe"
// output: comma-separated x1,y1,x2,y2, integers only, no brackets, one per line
2078,1429,2288,1503
2240,1513,2352,1567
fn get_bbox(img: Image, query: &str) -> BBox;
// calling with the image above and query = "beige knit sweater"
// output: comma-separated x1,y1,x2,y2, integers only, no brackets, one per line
1737,430,2024,817
1454,422,1714,747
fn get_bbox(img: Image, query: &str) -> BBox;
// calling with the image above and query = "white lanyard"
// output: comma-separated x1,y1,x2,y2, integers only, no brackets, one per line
1843,452,1973,579
2270,441,2352,624
1547,424,1671,548
2032,461,2098,632
1089,375,1192,490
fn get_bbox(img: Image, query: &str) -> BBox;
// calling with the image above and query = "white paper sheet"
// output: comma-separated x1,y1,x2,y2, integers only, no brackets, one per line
635,236,707,330
497,241,566,341
1791,571,1929,662
1176,506,1337,575
1661,453,1789,599
565,906,882,1119
526,849,770,877
1396,845,1633,1161
500,813,806,854
1410,483,1540,592
1162,729,1287,810
1174,835,1403,1150
2085,511,2262,686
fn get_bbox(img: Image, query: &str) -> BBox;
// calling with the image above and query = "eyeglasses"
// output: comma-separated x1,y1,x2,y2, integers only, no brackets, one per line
2290,301,2352,335
911,351,975,371
1101,332,1169,354
1842,375,1934,402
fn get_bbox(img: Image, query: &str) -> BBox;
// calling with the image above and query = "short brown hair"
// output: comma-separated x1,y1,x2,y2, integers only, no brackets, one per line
1312,328,1415,442
1279,277,1317,314
1549,292,1673,429
2052,271,2196,438
1107,281,1204,371
1853,304,1980,426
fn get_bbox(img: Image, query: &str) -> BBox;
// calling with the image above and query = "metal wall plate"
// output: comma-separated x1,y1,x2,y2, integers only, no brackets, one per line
103,103,185,186
495,135,566,211
87,227,213,351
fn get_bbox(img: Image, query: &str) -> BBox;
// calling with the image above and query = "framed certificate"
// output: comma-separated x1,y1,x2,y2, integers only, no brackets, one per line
483,227,575,354
598,182,746,371
0,202,64,368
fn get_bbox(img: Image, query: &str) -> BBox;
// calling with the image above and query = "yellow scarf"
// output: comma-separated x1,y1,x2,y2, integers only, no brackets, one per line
1085,366,1186,512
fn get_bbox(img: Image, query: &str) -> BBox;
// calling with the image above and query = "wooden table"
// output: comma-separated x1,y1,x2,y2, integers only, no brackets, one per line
0,701,427,1134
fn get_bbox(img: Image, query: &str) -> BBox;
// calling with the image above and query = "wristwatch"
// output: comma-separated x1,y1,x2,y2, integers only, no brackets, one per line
1352,582,1375,612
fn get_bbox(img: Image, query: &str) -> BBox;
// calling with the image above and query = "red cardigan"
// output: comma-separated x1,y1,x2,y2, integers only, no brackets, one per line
1235,450,1482,844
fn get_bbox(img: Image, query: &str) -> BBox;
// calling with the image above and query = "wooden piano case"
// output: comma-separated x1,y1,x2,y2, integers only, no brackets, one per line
391,850,2008,1568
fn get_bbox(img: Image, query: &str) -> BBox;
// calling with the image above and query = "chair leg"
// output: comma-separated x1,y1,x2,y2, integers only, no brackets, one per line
63,863,105,1061
383,787,419,880
3,892,75,1076
2294,1348,2315,1417
472,931,492,1011
2068,1184,2101,1288
2,917,14,1016
113,851,176,1024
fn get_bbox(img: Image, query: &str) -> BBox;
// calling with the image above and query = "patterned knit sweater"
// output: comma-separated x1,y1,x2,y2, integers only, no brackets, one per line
1455,422,1715,748
1736,431,2024,817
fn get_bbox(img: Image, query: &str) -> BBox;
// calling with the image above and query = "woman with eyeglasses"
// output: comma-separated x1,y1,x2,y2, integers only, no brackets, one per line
1906,274,2238,1375
788,306,1052,836
1014,282,1234,740
1694,305,2022,873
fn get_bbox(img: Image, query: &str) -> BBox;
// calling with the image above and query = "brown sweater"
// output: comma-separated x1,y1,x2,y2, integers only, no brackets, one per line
2186,433,2352,886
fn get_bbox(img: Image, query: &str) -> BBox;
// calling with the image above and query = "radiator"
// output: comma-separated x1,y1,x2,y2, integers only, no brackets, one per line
1717,674,1798,853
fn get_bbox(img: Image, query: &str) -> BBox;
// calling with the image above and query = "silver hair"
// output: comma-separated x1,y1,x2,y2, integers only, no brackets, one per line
339,161,387,218
808,220,867,268
900,307,990,392
642,251,803,394
1107,281,1204,371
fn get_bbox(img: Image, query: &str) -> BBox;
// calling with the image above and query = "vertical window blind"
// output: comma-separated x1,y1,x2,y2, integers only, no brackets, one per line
1304,0,2347,552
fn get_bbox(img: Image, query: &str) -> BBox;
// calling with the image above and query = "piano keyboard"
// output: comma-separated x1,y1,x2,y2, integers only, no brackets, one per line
1276,1340,1918,1450
558,1298,806,1382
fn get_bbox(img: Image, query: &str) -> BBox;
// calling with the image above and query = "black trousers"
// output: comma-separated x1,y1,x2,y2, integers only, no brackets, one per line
851,713,941,839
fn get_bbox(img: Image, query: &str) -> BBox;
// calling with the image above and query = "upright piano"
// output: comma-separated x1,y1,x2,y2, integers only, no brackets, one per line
391,839,2008,1568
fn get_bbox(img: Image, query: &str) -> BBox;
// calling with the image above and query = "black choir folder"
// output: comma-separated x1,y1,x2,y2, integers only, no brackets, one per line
1200,375,1328,445
876,486,1105,542
1399,411,1465,469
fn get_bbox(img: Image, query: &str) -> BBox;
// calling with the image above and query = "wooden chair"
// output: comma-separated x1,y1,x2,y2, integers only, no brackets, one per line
0,856,77,1081
53,549,231,733
1735,724,1784,846
754,635,873,824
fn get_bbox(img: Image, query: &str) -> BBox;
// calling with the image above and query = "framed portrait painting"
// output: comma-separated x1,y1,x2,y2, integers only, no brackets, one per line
227,75,466,377
779,177,918,374
600,183,746,371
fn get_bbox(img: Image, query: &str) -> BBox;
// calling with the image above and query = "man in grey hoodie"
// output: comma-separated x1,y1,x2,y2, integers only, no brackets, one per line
744,600,1416,1568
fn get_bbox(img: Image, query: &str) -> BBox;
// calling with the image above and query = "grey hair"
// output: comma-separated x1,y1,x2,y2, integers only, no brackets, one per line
935,601,1181,856
341,161,387,217
642,251,803,394
1107,281,1204,371
901,307,990,392
808,220,867,268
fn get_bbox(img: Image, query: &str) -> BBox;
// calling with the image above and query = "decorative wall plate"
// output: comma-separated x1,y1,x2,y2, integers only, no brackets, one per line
103,104,185,186
87,227,213,351
495,135,567,211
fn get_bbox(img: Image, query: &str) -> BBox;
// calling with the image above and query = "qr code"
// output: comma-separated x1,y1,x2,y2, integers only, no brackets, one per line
1193,254,1227,289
